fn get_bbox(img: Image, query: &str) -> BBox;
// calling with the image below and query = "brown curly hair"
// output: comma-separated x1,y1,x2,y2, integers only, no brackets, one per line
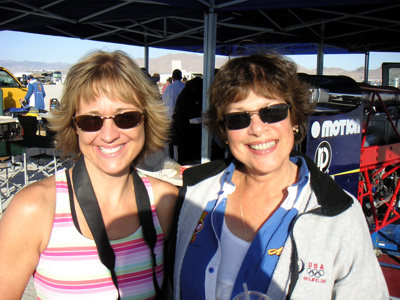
205,52,314,145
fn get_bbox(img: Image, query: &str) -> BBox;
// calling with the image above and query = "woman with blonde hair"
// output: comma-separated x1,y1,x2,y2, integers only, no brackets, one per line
0,50,178,299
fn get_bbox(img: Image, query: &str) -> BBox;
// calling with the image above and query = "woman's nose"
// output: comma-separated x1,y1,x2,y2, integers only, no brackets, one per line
99,118,120,142
247,113,268,135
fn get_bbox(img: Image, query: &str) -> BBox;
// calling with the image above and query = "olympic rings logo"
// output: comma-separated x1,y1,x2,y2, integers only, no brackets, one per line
307,268,325,278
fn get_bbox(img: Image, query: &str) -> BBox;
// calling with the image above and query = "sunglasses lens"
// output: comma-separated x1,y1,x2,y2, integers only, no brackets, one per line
114,111,143,129
224,104,289,130
75,115,103,132
259,104,289,123
224,113,251,130
74,111,144,132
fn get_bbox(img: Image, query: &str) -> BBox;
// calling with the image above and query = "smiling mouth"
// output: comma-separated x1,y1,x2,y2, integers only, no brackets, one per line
99,145,123,154
248,141,276,150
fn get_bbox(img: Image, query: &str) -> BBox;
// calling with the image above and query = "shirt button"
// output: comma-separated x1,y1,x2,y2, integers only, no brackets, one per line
208,267,215,273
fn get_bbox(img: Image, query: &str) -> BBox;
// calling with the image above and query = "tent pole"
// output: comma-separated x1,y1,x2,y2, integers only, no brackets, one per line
364,51,370,83
316,43,324,75
201,5,217,163
144,45,149,71
317,24,325,75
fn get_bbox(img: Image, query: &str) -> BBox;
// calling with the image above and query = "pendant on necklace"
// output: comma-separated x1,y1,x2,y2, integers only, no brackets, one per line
239,174,252,244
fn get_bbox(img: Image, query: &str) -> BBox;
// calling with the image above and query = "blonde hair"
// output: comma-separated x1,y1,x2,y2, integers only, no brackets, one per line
48,50,170,164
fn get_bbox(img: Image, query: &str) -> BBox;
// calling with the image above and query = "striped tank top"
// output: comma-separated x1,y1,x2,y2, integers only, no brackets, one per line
33,169,164,299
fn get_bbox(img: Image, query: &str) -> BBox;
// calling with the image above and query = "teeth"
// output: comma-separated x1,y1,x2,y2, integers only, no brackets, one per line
249,141,276,150
99,145,123,154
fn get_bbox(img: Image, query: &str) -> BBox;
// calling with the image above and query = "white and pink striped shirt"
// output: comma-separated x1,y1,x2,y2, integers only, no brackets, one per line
34,170,164,299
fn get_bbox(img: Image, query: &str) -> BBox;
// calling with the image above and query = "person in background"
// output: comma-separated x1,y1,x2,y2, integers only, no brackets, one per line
172,53,388,299
162,77,172,95
141,67,160,98
170,73,225,165
162,69,185,120
162,69,186,159
152,73,162,95
20,75,46,110
136,72,166,173
0,50,178,299
170,76,203,165
152,72,161,83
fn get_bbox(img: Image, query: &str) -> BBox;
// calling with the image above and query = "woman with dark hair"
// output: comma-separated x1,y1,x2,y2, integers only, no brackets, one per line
0,50,178,299
173,53,388,299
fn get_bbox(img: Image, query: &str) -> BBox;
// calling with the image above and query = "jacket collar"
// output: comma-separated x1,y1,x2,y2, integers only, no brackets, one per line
182,151,353,217
293,150,353,216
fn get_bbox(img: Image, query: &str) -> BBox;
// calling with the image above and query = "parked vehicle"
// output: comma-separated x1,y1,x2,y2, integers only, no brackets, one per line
300,63,400,261
0,67,27,110
41,70,62,85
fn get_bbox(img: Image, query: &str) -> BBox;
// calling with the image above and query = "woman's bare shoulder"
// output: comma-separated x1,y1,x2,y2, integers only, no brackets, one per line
12,176,55,207
145,176,179,239
146,176,179,201
2,176,56,228
146,175,178,189
0,176,57,296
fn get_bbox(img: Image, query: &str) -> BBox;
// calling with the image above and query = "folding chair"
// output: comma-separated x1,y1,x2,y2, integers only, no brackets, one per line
0,141,25,213
17,115,61,185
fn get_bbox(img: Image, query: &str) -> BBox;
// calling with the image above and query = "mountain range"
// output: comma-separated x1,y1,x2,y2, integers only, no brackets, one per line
0,53,382,83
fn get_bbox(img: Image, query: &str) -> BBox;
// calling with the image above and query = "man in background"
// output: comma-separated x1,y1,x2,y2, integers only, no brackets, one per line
170,72,225,165
20,75,46,110
162,69,185,119
162,77,172,95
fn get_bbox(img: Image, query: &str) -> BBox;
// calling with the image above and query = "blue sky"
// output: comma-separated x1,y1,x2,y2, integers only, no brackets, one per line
2,30,400,70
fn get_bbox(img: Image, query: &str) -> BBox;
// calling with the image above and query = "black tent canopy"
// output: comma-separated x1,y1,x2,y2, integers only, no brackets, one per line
2,0,399,160
1,0,399,55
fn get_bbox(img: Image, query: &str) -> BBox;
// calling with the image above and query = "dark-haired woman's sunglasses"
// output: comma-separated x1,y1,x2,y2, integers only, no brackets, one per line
223,103,291,130
73,111,145,132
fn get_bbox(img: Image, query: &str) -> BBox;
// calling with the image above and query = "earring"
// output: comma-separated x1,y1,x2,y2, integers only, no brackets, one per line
225,140,229,145
293,126,299,134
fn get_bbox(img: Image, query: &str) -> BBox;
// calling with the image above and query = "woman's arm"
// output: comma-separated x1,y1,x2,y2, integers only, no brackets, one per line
332,199,389,299
0,177,55,299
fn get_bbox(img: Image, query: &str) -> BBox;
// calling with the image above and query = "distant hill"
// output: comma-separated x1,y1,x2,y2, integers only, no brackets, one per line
0,53,382,83
0,59,71,77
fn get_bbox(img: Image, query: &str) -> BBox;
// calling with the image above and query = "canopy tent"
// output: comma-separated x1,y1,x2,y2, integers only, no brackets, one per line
1,0,399,55
1,0,399,160
1,1,399,51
